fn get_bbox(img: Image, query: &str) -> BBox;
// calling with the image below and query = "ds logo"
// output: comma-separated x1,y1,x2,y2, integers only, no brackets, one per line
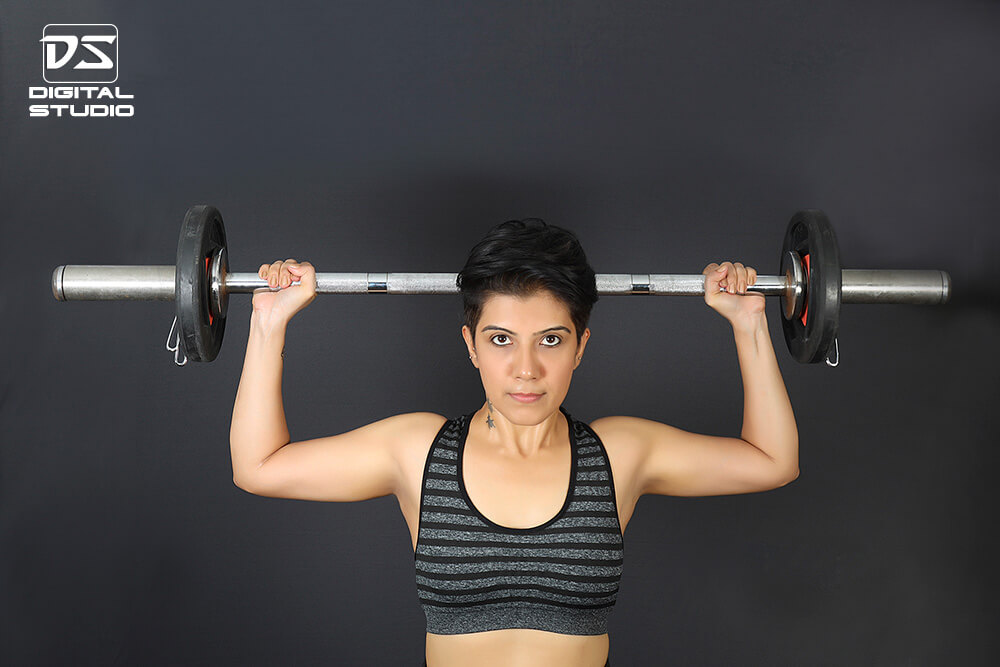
40,24,118,83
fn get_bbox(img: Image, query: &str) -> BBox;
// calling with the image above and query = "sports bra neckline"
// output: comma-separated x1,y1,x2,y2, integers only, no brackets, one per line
455,405,578,534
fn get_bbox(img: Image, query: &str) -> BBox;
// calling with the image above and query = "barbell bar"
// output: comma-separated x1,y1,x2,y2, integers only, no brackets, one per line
50,205,951,366
50,266,949,302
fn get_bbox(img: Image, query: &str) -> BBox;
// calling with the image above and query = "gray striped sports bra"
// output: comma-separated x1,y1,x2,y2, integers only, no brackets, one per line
414,405,625,635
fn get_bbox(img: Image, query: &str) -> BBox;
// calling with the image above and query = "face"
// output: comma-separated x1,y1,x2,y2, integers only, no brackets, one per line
462,290,590,423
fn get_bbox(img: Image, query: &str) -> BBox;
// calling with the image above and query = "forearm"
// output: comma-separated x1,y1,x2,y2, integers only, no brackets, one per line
230,312,291,482
733,312,799,474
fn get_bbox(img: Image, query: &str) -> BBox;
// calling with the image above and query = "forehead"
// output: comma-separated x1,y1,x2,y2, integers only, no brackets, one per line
478,292,573,328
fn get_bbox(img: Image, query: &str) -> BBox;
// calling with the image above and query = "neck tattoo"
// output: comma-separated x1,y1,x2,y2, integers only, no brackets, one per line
486,398,495,430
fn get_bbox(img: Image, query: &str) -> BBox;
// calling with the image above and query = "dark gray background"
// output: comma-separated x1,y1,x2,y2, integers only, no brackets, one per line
2,1,997,665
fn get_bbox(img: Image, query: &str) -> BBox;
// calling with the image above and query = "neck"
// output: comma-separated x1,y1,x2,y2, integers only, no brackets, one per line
472,399,567,459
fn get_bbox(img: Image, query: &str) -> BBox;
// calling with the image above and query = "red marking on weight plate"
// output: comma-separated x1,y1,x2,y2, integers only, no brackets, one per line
800,253,810,327
205,256,213,326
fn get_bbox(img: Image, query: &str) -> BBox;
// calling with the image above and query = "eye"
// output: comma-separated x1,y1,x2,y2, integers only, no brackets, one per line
489,333,562,347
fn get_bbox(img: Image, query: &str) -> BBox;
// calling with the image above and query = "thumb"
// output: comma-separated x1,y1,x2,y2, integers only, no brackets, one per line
706,264,727,292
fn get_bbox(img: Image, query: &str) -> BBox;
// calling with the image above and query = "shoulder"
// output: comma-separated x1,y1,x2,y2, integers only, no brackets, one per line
353,411,449,439
385,411,450,462
581,415,654,473
391,411,450,443
387,412,450,501
587,413,700,458
402,411,450,428
579,415,659,509
587,415,653,449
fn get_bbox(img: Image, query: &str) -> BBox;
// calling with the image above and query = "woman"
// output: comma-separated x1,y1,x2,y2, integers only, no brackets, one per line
230,218,799,667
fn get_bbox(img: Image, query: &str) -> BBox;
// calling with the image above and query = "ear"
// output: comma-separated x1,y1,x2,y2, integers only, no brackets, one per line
462,325,478,367
575,328,592,368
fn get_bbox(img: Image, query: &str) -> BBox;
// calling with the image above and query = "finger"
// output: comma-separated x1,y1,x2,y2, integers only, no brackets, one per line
748,267,757,286
719,261,736,293
288,262,314,293
268,261,284,287
279,259,298,287
734,262,746,294
267,262,281,287
716,262,730,293
288,263,310,282
704,262,727,293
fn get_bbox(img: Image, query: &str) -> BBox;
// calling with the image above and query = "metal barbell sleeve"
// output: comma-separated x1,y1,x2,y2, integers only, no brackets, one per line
840,269,950,305
51,265,176,301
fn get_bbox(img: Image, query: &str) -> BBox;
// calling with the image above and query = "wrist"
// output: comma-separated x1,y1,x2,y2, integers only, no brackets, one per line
731,311,767,336
249,311,289,344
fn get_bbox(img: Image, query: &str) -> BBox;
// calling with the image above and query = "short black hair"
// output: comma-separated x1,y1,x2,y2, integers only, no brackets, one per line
456,218,598,347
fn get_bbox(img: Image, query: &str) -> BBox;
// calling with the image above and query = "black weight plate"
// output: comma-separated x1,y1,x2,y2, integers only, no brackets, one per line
176,205,228,362
779,210,841,364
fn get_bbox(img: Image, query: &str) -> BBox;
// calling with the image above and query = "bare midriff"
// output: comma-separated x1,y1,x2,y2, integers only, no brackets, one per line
424,629,609,667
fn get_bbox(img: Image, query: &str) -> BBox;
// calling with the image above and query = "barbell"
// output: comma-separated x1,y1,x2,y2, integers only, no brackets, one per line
51,205,951,367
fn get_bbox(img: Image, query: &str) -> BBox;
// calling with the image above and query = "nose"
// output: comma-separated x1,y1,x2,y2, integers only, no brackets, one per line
514,345,538,380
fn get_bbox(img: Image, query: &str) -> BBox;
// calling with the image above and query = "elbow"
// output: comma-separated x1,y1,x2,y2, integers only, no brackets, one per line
233,474,257,495
778,466,799,487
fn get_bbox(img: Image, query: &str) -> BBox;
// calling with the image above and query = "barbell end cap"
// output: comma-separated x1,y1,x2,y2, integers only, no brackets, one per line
52,265,66,301
940,271,951,304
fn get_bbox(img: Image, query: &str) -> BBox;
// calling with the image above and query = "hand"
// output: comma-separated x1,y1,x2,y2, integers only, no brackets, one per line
252,259,317,328
702,261,765,327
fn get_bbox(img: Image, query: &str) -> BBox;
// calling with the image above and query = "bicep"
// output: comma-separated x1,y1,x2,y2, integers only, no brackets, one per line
236,412,443,502
593,416,796,497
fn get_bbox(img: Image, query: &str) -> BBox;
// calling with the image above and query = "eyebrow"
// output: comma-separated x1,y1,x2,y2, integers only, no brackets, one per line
480,325,572,336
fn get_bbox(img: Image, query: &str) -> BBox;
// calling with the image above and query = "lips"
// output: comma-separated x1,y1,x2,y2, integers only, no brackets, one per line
510,393,543,403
